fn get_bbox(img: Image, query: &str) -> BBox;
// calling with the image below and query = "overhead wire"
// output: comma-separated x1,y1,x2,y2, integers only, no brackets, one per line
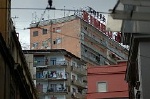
16,26,128,61
36,5,49,27
88,71,126,75
8,5,128,61
87,90,128,94
1,7,111,14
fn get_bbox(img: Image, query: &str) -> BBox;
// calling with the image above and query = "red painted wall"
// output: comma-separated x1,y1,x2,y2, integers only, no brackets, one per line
87,61,129,99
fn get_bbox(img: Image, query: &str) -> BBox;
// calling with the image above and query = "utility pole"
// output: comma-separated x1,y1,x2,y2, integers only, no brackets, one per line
46,0,55,49
50,20,53,49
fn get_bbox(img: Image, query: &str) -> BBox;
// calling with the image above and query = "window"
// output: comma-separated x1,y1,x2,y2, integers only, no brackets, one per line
42,40,48,48
97,82,107,92
72,62,76,66
42,29,47,34
50,84,57,92
72,75,76,80
56,38,61,44
84,26,87,30
55,27,61,33
72,88,76,93
32,42,38,49
53,27,61,33
53,38,62,44
33,31,38,37
81,32,84,40
50,58,56,65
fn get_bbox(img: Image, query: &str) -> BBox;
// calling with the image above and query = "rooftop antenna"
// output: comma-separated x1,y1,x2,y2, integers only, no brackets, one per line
64,6,65,17
47,10,50,19
31,12,39,23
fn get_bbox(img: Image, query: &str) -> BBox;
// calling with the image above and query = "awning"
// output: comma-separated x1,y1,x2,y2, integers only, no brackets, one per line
106,0,150,34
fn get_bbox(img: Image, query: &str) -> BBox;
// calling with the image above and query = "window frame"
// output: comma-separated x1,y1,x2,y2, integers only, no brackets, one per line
97,81,107,92
42,28,48,35
32,42,39,48
33,31,38,37
53,38,62,44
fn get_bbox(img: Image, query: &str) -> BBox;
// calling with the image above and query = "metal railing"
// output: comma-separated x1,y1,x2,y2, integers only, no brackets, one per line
71,92,86,99
36,86,68,94
34,60,69,67
71,66,87,76
71,79,87,89
33,72,67,80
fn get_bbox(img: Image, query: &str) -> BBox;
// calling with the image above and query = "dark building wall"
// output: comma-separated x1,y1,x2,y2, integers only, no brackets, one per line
0,0,37,98
0,31,37,99
138,42,150,99
0,53,5,98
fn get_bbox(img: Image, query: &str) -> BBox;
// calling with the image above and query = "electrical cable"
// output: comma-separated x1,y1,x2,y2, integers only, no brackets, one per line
16,27,128,61
88,64,127,68
87,90,128,94
12,6,128,62
88,71,126,75
36,5,49,27
1,7,111,14
5,20,129,60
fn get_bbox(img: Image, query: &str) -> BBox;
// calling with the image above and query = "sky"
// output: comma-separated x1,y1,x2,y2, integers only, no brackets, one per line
11,0,117,49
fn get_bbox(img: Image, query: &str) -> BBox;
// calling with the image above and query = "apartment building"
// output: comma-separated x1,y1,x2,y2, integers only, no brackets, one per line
23,49,87,99
0,0,37,99
29,12,128,66
87,60,128,99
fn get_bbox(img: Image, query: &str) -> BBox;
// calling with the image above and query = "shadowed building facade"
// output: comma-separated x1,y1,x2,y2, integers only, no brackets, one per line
0,0,37,99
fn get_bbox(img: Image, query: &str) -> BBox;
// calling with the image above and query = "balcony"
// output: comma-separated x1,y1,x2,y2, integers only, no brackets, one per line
71,92,86,99
71,80,87,89
71,66,87,76
36,86,68,95
33,72,67,81
81,29,107,47
34,60,69,67
82,41,106,57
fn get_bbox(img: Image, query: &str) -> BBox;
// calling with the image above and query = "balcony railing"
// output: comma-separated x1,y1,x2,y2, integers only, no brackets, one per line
82,41,106,58
81,29,107,47
71,66,87,76
71,92,86,99
36,86,68,95
71,80,87,89
33,72,67,81
34,60,69,67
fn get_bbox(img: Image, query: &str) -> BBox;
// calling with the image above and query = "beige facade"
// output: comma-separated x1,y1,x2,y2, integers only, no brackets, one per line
24,49,87,99
30,15,128,66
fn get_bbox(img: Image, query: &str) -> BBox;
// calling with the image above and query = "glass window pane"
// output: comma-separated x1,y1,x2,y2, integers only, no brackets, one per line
98,82,107,92
33,31,38,37
43,29,47,34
